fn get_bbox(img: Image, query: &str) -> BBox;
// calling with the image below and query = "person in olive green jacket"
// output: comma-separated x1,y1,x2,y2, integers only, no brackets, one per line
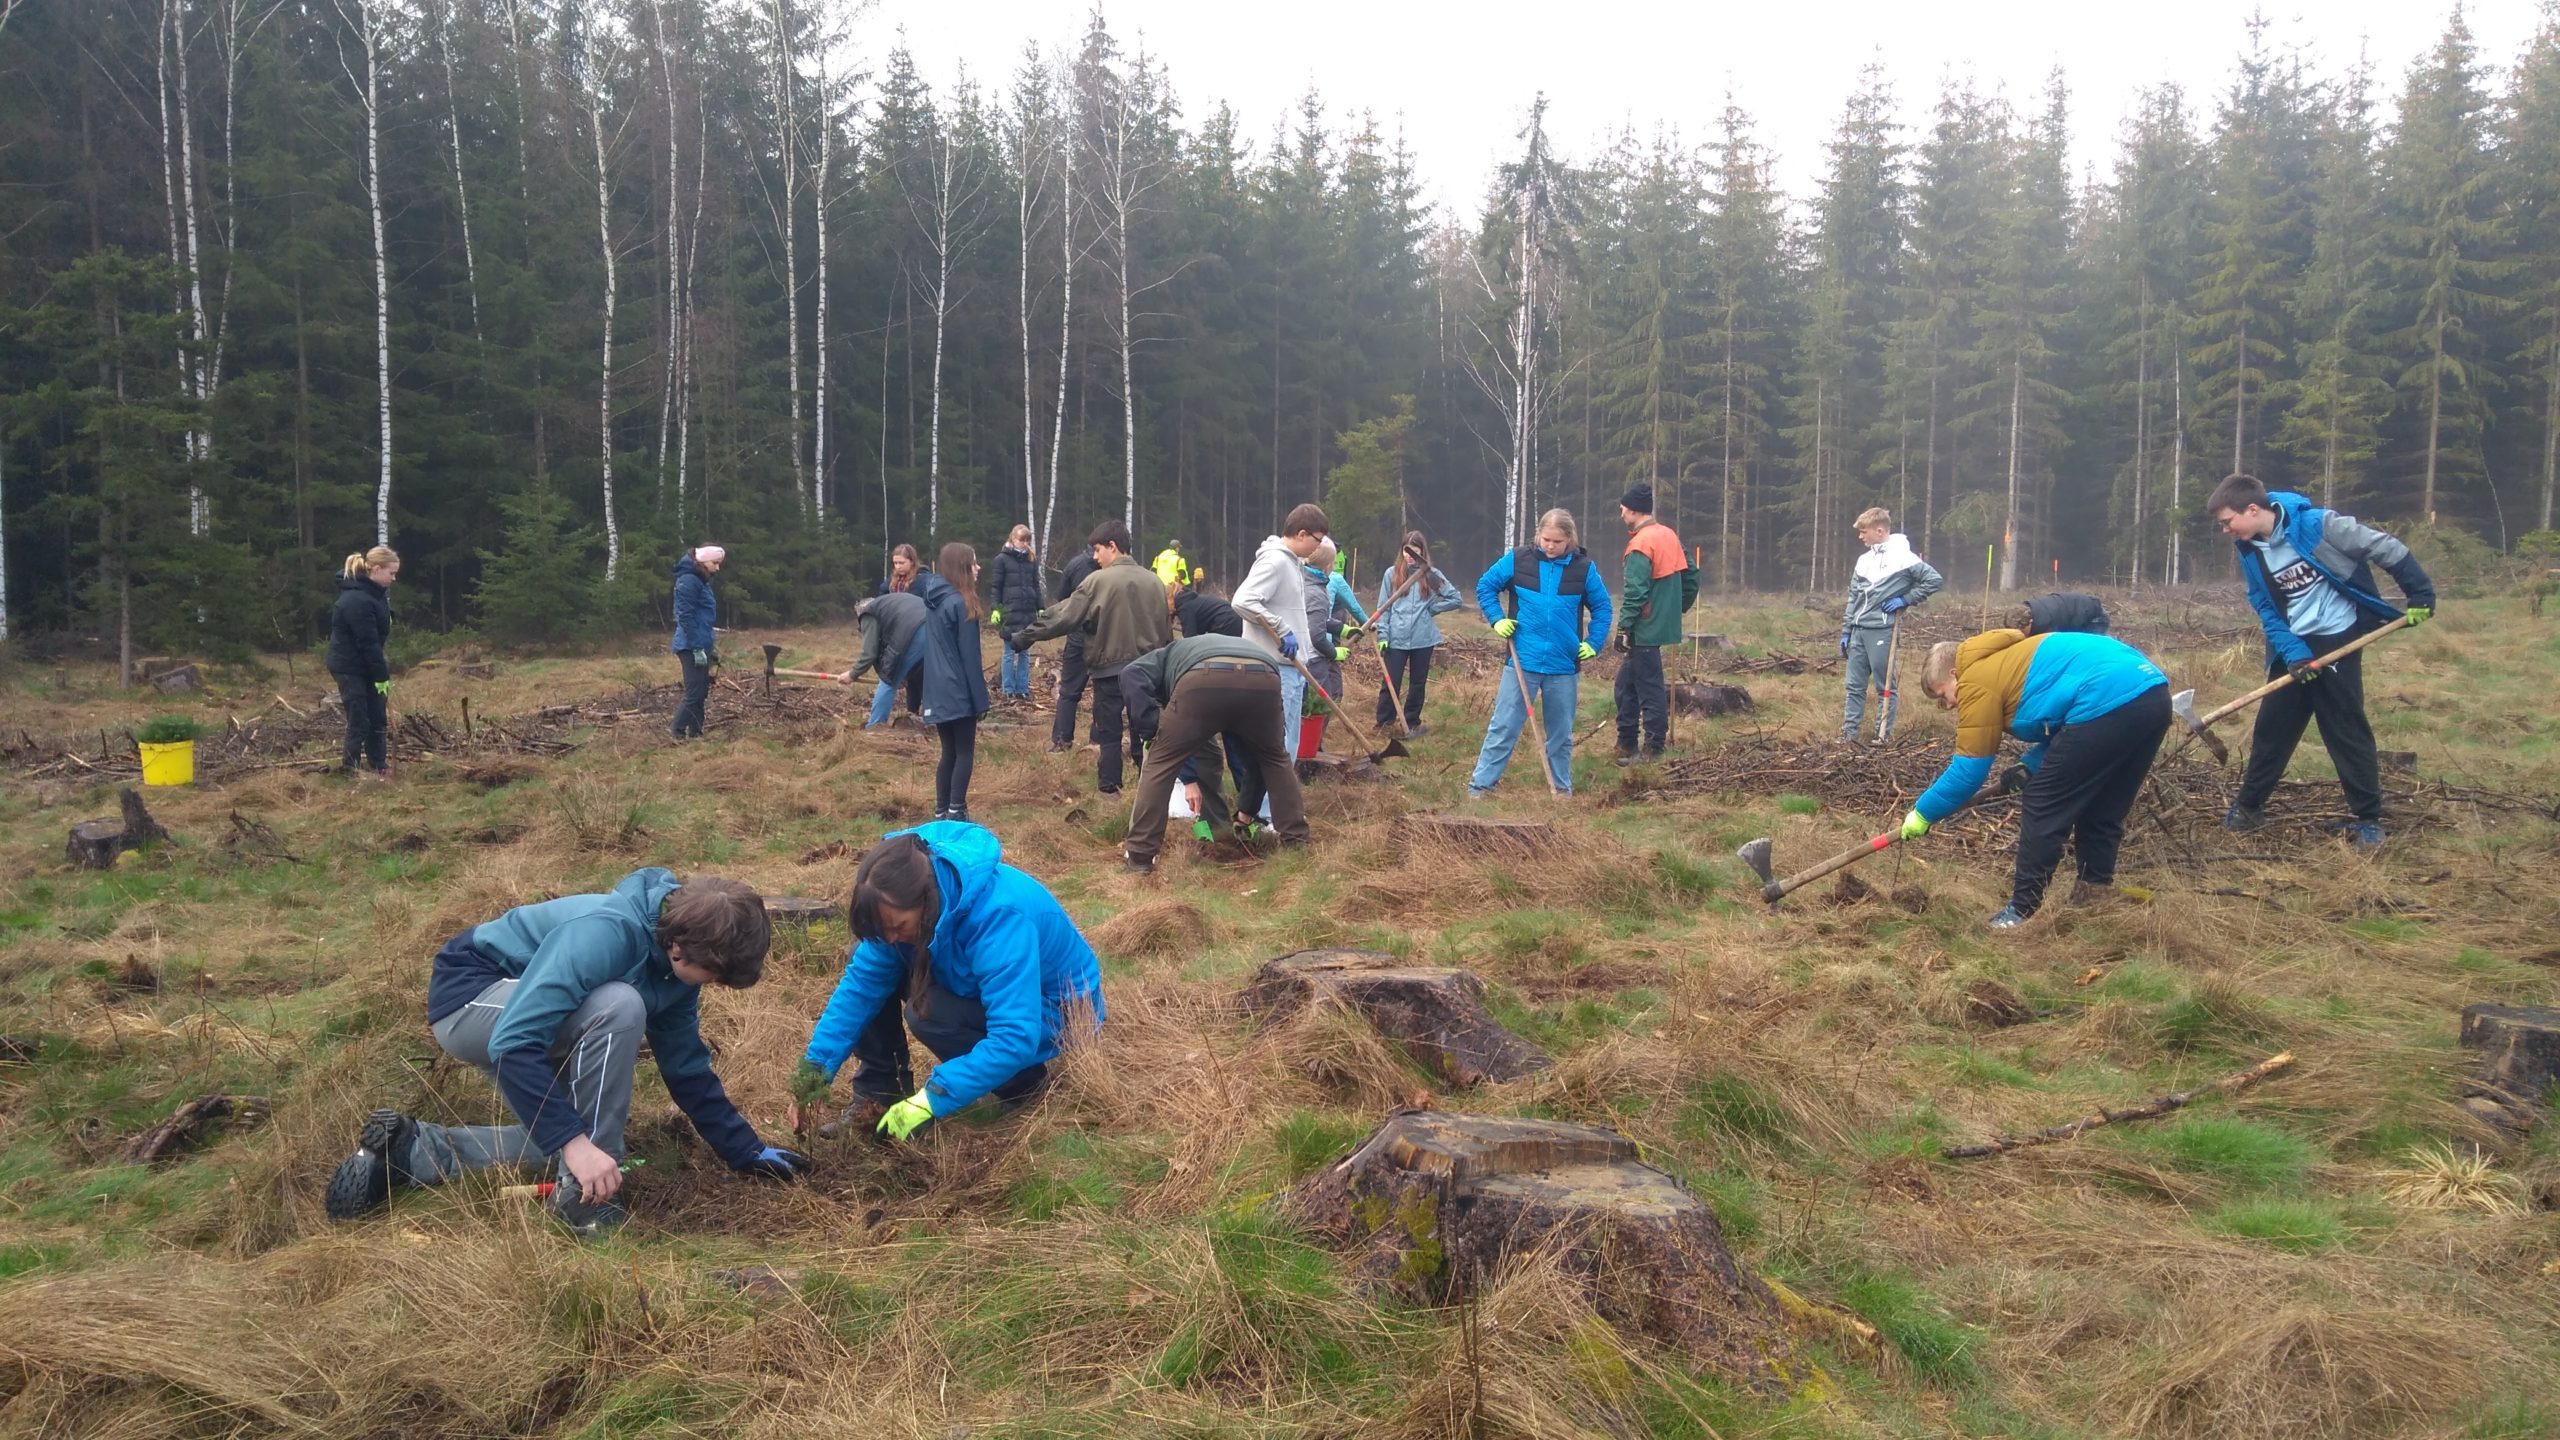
1013,519,1174,794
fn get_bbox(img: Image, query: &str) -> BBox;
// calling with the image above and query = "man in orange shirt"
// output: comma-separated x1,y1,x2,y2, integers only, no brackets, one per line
1613,483,1697,763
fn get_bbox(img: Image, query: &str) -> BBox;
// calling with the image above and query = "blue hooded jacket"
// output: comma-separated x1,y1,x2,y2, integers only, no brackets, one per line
670,554,717,653
2233,491,2436,669
1912,631,2168,821
803,822,1104,1115
912,570,991,726
1375,564,1464,650
424,868,763,1166
1475,545,1613,676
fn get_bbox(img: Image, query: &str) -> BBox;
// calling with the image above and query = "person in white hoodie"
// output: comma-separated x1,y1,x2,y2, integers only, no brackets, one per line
1233,503,1330,762
1839,507,1944,740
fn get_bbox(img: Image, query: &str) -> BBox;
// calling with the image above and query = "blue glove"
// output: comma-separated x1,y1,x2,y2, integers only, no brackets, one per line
737,1145,810,1181
1839,630,1851,657
1882,595,1908,615
1280,633,1300,661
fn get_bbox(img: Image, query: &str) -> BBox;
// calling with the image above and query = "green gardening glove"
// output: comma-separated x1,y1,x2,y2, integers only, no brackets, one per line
1341,623,1364,643
988,607,1004,627
373,680,391,697
1492,618,1518,639
1575,641,1597,662
788,1060,832,1111
876,1090,935,1142
1333,646,1350,663
2404,605,2431,627
691,648,710,667
1899,810,1930,841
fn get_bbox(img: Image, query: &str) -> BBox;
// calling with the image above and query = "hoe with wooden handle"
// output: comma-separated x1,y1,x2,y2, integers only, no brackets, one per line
1245,614,1411,764
2166,616,2412,762
1736,772,2025,907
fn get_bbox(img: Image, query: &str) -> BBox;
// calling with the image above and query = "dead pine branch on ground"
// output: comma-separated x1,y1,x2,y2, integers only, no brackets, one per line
1943,1052,2296,1159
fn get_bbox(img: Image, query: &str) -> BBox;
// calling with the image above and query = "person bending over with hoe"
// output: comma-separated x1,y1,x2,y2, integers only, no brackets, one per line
325,870,807,1233
791,822,1105,1141
2209,472,2436,848
842,591,929,728
1839,509,1941,742
1116,631,1309,873
1906,630,2171,930
1467,509,1612,798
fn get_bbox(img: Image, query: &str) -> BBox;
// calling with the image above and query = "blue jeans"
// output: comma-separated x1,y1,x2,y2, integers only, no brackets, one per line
999,644,1032,698
867,656,920,728
1260,666,1307,821
1469,665,1578,795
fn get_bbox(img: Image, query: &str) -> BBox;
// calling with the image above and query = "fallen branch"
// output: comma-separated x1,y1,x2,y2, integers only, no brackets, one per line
122,1094,275,1164
1942,1051,2295,1159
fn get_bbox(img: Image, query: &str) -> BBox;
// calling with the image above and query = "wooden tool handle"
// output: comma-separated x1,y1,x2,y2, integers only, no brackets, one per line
1771,830,1899,900
2195,616,2411,728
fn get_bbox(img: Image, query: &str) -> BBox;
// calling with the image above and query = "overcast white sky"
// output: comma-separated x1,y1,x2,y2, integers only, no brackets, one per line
873,0,2545,218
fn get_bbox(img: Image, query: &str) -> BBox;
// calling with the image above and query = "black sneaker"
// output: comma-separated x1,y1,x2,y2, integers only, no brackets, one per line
1046,740,1071,754
2221,803,2267,833
1123,853,1155,874
324,1108,417,1220
1613,745,1638,767
944,806,971,824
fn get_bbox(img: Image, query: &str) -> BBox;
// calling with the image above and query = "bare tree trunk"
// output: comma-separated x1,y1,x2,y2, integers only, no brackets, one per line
812,42,832,524
2000,359,2022,592
589,37,620,580
1018,108,1041,556
768,0,806,511
503,0,545,481
675,90,706,527
2168,344,2184,585
2423,308,2445,524
2131,290,2149,594
2230,317,2246,475
1115,216,1133,528
651,0,678,488
880,267,893,553
435,1,481,341
2542,314,2558,532
1719,301,1736,591
1045,161,1074,560
333,0,394,546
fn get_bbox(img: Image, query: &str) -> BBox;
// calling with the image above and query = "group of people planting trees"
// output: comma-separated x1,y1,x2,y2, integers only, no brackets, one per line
315,469,2434,1233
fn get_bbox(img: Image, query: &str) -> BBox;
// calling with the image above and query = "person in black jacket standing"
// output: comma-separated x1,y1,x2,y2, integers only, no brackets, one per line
990,525,1045,700
328,545,399,779
1048,544,1100,752
915,544,993,820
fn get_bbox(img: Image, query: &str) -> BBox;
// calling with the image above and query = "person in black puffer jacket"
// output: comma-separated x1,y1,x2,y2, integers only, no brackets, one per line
990,525,1046,700
328,545,399,778
1048,545,1100,751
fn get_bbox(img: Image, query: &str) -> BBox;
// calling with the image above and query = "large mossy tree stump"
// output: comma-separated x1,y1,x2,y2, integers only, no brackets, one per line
763,896,840,926
1287,1111,1788,1379
2461,1003,2560,1106
1244,950,1549,1087
66,789,171,870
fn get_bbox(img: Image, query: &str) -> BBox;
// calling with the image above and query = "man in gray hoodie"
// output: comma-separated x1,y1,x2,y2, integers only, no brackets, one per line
1232,504,1330,758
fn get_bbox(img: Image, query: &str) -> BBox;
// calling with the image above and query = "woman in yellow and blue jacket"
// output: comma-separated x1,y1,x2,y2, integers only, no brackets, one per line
1906,629,2170,929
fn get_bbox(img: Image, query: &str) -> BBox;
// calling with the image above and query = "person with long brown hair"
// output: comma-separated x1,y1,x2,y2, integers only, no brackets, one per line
914,542,991,820
328,545,400,777
790,824,1104,1141
878,542,922,595
1371,529,1462,736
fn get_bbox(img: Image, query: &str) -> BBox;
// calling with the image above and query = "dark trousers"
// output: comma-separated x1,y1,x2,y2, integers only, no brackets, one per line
671,651,712,738
333,671,387,772
934,717,978,812
1051,633,1091,746
1124,666,1308,864
1091,672,1144,792
849,971,1049,1107
1376,646,1434,728
2234,632,2382,822
2011,683,2171,914
1615,644,1668,751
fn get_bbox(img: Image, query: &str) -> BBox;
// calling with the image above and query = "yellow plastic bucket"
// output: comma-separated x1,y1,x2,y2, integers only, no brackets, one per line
138,740,196,787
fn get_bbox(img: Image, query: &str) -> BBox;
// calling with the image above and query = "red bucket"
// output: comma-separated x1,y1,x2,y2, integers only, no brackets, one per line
1296,713,1326,759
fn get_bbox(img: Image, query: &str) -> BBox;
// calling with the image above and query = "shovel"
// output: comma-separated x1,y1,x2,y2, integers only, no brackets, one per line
2167,616,2412,762
1247,615,1411,764
761,642,846,688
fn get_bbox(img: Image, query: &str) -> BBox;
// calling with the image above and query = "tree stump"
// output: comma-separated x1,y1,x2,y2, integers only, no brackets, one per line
1391,813,1567,861
2460,1004,2560,1106
763,896,840,926
1297,752,1386,784
1243,950,1550,1086
65,789,170,870
121,1094,273,1164
148,664,203,694
1286,1111,1788,1379
1683,632,1734,651
1670,682,1755,717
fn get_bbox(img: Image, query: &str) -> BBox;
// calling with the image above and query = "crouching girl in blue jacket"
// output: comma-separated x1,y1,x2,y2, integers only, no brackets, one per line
792,822,1105,1140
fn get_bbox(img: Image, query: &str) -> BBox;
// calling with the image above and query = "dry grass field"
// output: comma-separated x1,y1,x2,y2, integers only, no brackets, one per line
1,579,2556,1439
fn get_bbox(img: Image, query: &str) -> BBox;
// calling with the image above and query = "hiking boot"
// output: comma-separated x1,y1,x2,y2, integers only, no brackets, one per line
548,1176,629,1238
817,1095,895,1141
2330,819,2385,848
1405,722,1429,739
1123,853,1156,875
2221,803,2267,833
1047,740,1071,754
1613,744,1638,767
1986,905,2030,931
944,805,971,824
323,1108,418,1220
1640,745,1665,762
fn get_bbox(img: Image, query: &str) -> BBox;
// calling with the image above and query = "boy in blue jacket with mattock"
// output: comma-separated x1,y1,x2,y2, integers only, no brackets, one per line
2207,473,2435,848
324,869,808,1233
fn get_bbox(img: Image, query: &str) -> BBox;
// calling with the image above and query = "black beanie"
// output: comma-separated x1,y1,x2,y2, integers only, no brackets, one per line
1620,482,1654,515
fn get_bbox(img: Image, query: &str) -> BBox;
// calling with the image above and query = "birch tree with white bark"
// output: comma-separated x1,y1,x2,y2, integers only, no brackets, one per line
584,16,628,579
893,61,993,540
330,0,397,546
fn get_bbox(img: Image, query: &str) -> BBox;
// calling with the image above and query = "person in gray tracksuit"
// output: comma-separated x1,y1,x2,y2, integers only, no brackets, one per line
1839,506,1943,740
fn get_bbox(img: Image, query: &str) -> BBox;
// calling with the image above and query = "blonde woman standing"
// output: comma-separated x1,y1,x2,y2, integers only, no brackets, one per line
328,546,399,778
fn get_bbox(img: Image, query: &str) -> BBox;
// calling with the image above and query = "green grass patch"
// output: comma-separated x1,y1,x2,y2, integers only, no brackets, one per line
2460,1393,2560,1439
1271,1109,1366,1180
1833,1267,1982,1386
2115,1115,2319,1192
1673,1072,1794,1148
1775,793,1822,816
2203,1197,2351,1251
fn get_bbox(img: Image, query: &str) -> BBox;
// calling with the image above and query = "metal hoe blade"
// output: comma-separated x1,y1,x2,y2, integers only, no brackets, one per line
1735,837,1782,904
2169,687,2230,764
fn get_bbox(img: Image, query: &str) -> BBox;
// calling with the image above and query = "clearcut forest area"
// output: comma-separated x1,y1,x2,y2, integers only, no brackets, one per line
3,571,2559,1438
8,0,2560,1435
